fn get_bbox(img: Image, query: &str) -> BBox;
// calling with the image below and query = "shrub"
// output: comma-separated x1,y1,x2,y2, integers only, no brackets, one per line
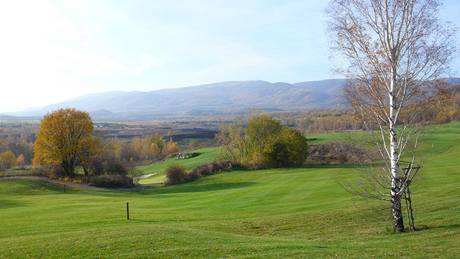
306,142,377,164
165,165,187,185
88,174,134,188
105,160,128,175
88,159,104,175
184,170,201,181
189,160,244,178
266,128,308,167
166,161,246,185
45,165,70,179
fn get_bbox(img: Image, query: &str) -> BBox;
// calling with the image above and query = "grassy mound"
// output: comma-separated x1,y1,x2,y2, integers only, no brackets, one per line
0,122,459,257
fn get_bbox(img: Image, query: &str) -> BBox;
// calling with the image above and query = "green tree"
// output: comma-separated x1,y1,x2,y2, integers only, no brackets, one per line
267,128,308,167
219,115,307,168
244,115,283,167
149,133,164,157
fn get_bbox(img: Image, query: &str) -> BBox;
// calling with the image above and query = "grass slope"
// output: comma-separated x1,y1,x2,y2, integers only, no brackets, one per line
0,122,459,258
136,147,222,185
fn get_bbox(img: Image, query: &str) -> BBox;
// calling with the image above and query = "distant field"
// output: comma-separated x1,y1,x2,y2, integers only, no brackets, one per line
0,122,459,258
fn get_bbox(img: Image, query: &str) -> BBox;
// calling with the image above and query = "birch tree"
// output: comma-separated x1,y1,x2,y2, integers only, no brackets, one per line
328,0,456,232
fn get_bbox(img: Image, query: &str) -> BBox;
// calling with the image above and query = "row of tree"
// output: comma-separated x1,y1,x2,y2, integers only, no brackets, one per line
0,151,26,170
0,135,34,166
267,84,459,134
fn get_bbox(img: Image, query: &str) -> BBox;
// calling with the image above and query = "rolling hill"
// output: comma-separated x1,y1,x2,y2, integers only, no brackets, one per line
6,77,459,121
12,79,348,120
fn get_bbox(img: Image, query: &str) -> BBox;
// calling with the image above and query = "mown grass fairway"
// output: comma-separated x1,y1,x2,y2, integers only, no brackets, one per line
1,122,459,258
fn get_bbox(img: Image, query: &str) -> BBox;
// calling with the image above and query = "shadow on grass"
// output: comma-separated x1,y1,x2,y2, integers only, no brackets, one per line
0,178,69,195
302,164,363,169
148,181,257,196
0,200,27,209
415,224,460,231
80,180,257,197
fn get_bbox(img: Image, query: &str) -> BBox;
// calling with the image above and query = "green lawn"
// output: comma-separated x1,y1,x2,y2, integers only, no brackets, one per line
0,122,459,258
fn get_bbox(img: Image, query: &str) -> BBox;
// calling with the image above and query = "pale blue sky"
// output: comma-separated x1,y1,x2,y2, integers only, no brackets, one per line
0,0,459,112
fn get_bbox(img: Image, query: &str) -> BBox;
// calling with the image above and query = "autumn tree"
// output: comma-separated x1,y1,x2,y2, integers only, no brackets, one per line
328,0,456,231
98,138,123,162
120,134,177,162
129,137,151,161
150,133,164,157
164,138,180,156
0,151,17,170
33,108,95,176
16,154,26,168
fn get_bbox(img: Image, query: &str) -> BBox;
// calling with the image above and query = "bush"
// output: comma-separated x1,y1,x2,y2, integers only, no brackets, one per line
105,160,128,175
266,128,308,167
184,170,202,182
166,161,245,185
187,160,245,180
38,165,73,179
50,165,68,178
88,159,105,175
306,142,377,164
165,165,187,185
88,174,134,188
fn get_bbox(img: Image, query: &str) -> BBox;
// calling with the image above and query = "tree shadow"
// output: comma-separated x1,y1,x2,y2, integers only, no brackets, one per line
415,224,460,231
301,164,369,169
0,200,27,209
146,181,257,196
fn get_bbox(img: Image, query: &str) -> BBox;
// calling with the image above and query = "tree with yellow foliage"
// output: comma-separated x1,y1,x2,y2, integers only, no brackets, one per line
33,108,95,176
15,154,26,168
164,138,179,155
0,150,16,170
149,133,164,157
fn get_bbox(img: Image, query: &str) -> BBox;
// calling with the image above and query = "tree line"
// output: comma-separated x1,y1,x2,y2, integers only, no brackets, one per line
4,109,179,186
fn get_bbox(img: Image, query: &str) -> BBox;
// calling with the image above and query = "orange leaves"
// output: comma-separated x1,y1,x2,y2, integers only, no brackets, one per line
33,108,94,174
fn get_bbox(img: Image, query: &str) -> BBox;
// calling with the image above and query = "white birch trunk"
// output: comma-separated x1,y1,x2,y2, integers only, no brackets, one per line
389,75,405,232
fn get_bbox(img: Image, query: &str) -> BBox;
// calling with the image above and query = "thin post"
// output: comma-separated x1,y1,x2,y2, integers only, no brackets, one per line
406,184,416,230
126,202,130,220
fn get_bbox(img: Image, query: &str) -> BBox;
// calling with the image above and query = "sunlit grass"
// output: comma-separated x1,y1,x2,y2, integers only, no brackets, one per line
0,122,459,257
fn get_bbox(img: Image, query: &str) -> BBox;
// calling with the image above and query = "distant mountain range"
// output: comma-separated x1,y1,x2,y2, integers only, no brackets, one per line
3,78,459,121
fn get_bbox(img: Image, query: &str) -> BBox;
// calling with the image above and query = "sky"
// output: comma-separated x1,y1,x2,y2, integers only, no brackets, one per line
0,0,459,113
